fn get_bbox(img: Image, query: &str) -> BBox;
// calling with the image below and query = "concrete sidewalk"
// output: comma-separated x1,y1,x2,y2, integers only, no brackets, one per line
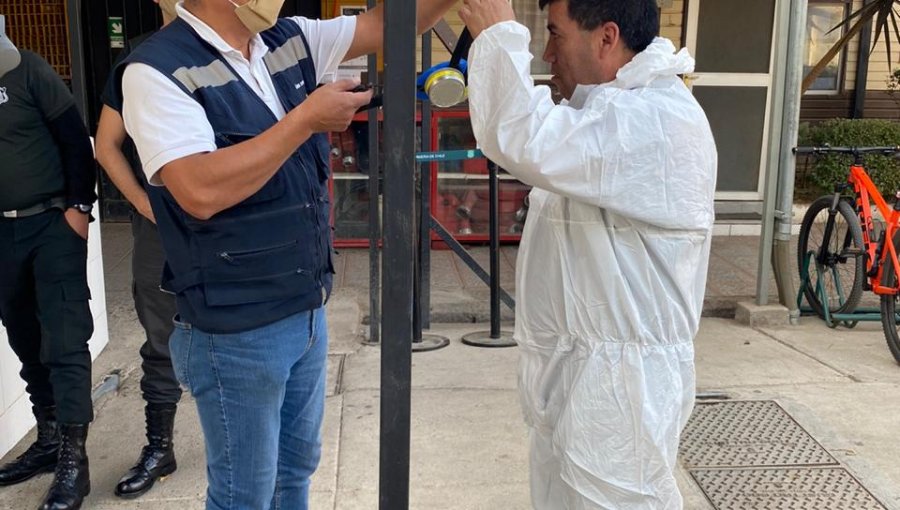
3,225,900,509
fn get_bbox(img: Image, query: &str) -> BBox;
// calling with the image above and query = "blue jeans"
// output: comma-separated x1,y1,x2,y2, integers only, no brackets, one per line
168,307,328,510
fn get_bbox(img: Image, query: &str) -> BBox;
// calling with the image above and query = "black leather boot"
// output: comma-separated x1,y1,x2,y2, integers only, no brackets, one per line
0,406,59,486
39,423,89,510
114,403,177,499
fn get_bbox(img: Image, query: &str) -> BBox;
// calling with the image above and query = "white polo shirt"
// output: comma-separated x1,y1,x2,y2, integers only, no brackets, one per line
122,2,356,185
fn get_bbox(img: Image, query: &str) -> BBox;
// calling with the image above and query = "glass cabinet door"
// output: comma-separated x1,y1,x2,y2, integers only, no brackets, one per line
329,112,531,246
432,115,531,239
330,121,376,241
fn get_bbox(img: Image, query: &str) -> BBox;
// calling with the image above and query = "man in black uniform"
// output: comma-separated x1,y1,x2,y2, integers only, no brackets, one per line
95,0,181,499
0,15,97,510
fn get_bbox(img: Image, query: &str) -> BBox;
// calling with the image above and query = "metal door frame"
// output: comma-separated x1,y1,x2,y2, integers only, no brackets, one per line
684,0,780,201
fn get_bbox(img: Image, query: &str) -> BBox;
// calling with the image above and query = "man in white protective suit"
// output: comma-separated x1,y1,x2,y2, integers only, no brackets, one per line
459,0,718,508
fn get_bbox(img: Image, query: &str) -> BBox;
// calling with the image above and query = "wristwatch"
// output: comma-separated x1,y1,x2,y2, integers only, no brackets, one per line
72,203,93,214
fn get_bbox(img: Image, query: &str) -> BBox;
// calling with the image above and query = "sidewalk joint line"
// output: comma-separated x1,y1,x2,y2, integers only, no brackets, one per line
745,327,854,381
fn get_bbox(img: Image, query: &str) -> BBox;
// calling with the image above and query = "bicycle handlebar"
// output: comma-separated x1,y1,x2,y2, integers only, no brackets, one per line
794,145,900,156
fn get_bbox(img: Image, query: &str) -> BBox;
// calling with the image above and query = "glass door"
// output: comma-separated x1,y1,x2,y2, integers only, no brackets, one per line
685,0,777,200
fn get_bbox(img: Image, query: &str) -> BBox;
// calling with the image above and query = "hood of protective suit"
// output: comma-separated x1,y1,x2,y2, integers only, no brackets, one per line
568,37,694,108
467,21,717,509
0,15,21,79
617,37,694,87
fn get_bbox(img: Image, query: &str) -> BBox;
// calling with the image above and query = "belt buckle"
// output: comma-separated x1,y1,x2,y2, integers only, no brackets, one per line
2,210,17,218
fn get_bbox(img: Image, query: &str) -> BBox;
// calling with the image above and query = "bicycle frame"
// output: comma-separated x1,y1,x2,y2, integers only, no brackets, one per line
850,165,900,295
795,145,900,333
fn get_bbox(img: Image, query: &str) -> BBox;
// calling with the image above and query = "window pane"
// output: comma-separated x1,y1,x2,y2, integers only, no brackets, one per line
695,0,775,73
805,4,845,91
513,0,551,75
693,86,768,193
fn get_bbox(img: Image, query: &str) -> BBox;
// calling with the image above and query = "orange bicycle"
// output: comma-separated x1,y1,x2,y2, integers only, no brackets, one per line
795,146,900,361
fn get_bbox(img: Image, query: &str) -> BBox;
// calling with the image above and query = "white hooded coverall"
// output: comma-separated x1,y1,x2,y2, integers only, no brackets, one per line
467,22,718,509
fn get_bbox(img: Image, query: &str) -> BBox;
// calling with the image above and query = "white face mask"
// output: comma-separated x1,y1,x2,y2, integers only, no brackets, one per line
0,15,21,79
230,0,285,34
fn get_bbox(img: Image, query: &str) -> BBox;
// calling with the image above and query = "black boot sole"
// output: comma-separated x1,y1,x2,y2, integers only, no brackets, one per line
0,462,55,486
40,482,90,510
70,484,91,510
113,462,177,500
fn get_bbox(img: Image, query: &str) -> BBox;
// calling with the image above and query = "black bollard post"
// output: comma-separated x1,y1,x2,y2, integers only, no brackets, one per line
461,160,516,348
489,161,502,338
411,30,449,353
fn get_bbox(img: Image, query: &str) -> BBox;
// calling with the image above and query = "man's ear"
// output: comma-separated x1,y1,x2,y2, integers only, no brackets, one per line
594,21,620,58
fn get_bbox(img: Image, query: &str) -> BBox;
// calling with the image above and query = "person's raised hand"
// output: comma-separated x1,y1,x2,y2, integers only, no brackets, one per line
459,0,516,39
299,79,373,133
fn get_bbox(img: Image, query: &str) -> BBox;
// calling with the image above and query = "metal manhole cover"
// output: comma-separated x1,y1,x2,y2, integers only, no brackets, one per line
680,401,836,468
690,467,886,509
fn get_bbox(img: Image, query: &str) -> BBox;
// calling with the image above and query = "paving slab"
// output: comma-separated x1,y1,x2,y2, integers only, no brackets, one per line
341,326,519,392
336,485,532,510
694,319,849,391
760,319,900,383
429,250,465,289
309,396,344,509
336,388,528,506
326,292,363,355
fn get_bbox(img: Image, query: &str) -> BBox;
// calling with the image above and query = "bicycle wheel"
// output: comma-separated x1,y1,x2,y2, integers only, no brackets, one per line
797,196,864,318
880,231,900,363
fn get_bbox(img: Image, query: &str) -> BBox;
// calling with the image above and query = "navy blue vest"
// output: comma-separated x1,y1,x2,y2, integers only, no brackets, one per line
118,18,333,333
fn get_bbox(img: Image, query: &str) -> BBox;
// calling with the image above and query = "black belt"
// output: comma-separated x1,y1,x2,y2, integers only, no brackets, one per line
1,197,66,218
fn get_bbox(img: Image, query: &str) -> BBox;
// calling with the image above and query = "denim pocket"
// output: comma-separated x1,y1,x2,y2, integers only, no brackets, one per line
168,322,193,393
302,309,316,355
172,314,192,330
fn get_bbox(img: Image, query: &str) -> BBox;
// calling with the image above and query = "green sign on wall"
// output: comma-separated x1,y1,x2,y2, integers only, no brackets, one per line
108,17,124,49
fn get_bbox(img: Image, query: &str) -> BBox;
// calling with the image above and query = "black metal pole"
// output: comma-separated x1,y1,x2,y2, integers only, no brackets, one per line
413,225,423,341
411,29,424,343
379,0,416,504
460,162,515,348
66,0,88,123
489,161,501,338
413,152,422,342
367,0,380,345
410,31,448,354
420,31,433,331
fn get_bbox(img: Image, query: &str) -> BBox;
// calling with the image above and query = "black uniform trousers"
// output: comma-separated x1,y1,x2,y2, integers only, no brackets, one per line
0,209,93,424
131,214,181,405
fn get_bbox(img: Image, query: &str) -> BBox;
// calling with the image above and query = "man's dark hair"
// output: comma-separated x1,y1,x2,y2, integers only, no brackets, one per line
538,0,659,53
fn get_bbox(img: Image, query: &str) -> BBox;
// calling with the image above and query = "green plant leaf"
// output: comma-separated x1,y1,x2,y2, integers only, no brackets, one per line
806,0,900,93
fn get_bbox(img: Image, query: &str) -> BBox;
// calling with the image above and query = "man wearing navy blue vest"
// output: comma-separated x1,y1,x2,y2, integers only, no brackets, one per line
118,0,456,508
